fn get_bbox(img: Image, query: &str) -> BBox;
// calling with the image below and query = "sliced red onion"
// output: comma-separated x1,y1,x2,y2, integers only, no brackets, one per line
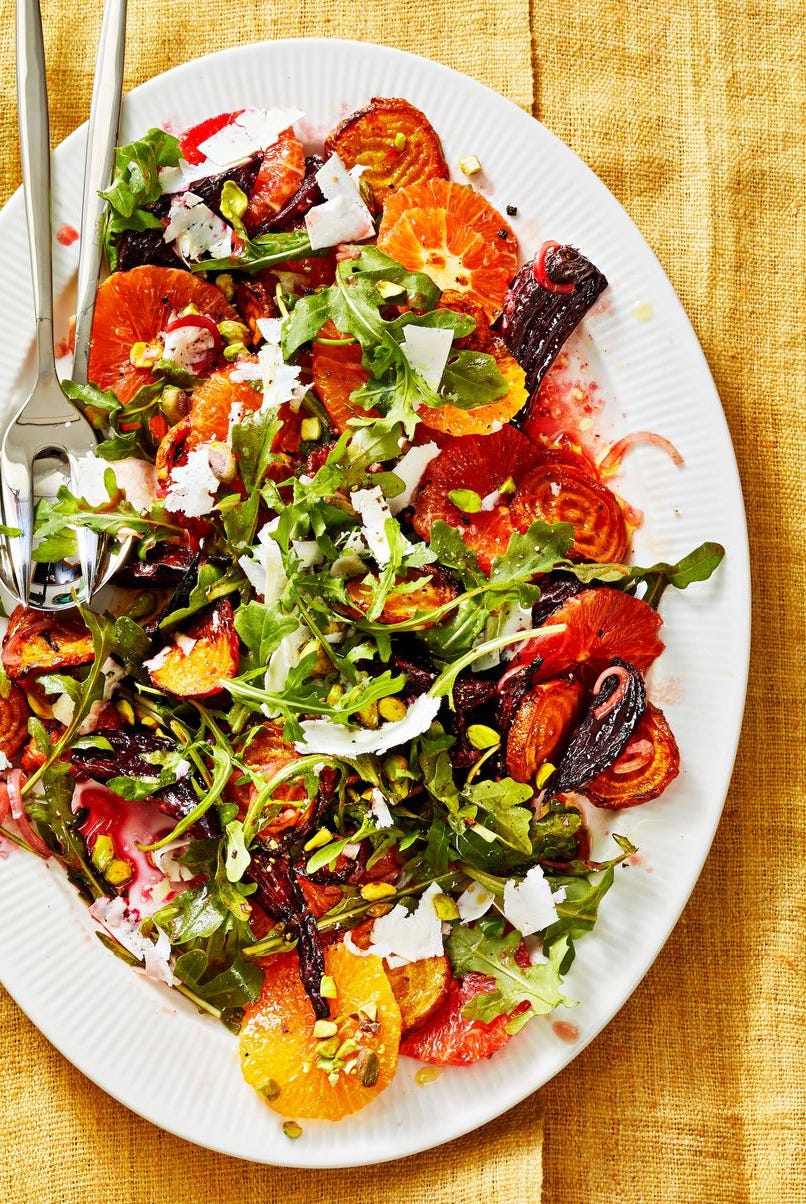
592,664,631,720
7,770,51,858
598,431,683,475
612,737,654,774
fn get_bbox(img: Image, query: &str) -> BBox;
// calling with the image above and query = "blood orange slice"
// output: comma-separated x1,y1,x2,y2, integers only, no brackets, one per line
88,266,238,404
400,972,524,1065
311,321,372,433
419,344,528,437
515,588,665,682
187,365,264,446
377,179,518,320
411,427,544,571
243,128,306,234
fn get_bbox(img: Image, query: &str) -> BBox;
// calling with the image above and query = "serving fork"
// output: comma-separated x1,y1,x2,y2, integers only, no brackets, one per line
0,0,127,610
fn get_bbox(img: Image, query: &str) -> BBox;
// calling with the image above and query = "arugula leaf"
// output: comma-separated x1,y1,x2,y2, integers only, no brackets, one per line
24,754,107,899
566,541,726,608
440,350,509,410
191,228,315,274
173,948,262,1008
101,128,181,270
488,521,575,585
234,600,299,664
541,867,617,972
448,918,573,1031
463,778,534,853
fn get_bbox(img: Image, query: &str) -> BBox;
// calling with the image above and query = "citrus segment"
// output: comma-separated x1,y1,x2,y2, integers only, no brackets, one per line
240,944,402,1120
311,321,372,433
187,365,264,446
88,266,238,404
419,345,528,437
244,129,306,233
400,972,522,1065
324,97,449,208
377,179,517,319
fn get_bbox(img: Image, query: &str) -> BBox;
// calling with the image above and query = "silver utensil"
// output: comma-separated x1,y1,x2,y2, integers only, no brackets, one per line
0,0,127,610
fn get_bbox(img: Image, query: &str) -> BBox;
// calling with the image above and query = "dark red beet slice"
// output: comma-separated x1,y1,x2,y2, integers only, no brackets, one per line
250,155,325,236
547,658,646,793
499,245,607,407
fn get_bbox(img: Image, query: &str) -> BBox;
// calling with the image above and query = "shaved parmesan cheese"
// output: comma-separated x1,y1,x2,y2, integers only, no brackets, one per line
197,107,302,166
370,788,394,829
264,624,307,695
295,693,441,757
305,154,374,251
502,865,560,936
400,325,453,390
175,634,197,657
350,485,411,567
456,881,495,921
0,752,9,771
238,519,286,603
474,602,534,671
88,896,175,986
162,323,217,374
388,441,441,514
234,316,306,409
163,445,219,517
74,455,157,514
51,693,75,727
480,489,501,511
163,192,233,262
363,882,444,968
143,645,172,673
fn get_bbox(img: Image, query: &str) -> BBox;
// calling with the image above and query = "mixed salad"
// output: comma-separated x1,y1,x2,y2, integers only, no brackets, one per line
0,97,723,1128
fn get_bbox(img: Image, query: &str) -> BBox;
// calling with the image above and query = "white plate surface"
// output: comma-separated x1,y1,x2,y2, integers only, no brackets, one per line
0,39,750,1167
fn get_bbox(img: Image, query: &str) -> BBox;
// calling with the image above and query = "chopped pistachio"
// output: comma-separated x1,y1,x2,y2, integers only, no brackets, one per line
326,683,344,706
114,699,135,725
467,723,500,750
536,762,556,789
433,892,460,921
378,696,407,723
498,475,517,495
356,702,379,729
359,1001,377,1022
303,828,332,852
105,858,133,886
223,341,247,362
376,279,405,300
336,1037,360,1059
448,488,482,514
217,272,235,300
181,303,201,317
312,1019,338,1039
459,154,482,176
300,416,322,441
356,1049,380,1087
360,882,396,902
316,1035,340,1059
256,1077,281,1100
282,1120,303,1140
320,974,338,999
129,341,161,368
366,901,394,918
393,132,407,150
90,834,114,874
217,318,250,345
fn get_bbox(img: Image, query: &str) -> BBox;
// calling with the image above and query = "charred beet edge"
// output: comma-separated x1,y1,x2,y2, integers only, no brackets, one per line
275,766,339,854
531,576,586,627
251,155,325,236
547,659,646,793
249,850,330,1020
499,246,607,406
70,727,217,838
116,543,199,588
389,639,437,697
495,657,544,737
116,155,264,271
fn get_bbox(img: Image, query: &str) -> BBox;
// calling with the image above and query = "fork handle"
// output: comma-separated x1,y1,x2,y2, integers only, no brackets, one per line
16,0,56,383
72,0,128,386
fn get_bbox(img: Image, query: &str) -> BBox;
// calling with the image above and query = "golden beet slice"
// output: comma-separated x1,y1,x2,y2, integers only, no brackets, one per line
343,568,457,626
387,955,451,1035
147,599,239,699
324,97,449,209
510,462,630,564
1,606,95,682
506,679,586,783
586,701,680,807
228,723,313,841
0,681,30,758
240,945,402,1120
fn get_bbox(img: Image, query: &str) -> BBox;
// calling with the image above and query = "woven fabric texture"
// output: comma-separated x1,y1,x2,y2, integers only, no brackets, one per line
1,1,804,1201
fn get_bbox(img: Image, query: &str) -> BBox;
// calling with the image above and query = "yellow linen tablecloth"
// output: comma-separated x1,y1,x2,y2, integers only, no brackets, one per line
0,1,804,1201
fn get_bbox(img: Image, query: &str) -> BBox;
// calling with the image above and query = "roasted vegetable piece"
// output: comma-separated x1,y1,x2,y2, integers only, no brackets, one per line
411,426,544,571
311,321,372,433
248,851,329,1021
377,178,518,320
506,678,586,783
400,972,526,1065
2,606,95,682
499,244,608,409
586,701,680,807
511,587,665,682
547,659,647,793
88,266,238,404
243,129,306,234
146,599,239,699
155,419,192,485
343,567,458,626
510,461,629,563
0,681,30,759
240,945,401,1120
324,97,449,209
387,955,451,1035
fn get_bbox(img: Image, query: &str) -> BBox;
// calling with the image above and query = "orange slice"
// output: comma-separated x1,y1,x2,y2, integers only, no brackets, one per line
240,944,402,1120
311,321,373,433
419,343,528,436
244,129,306,234
187,364,263,446
88,266,238,404
377,179,517,320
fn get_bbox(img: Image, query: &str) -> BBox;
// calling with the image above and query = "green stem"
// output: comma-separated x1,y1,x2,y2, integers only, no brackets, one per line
427,623,566,708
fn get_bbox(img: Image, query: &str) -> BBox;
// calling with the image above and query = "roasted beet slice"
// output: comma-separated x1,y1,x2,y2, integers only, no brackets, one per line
506,678,586,783
586,701,680,808
2,606,95,682
499,245,607,406
343,567,458,627
547,659,646,793
511,461,629,563
147,599,239,700
249,850,330,1020
116,228,182,272
250,155,325,236
389,639,438,697
0,681,30,759
531,576,585,627
116,542,199,588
